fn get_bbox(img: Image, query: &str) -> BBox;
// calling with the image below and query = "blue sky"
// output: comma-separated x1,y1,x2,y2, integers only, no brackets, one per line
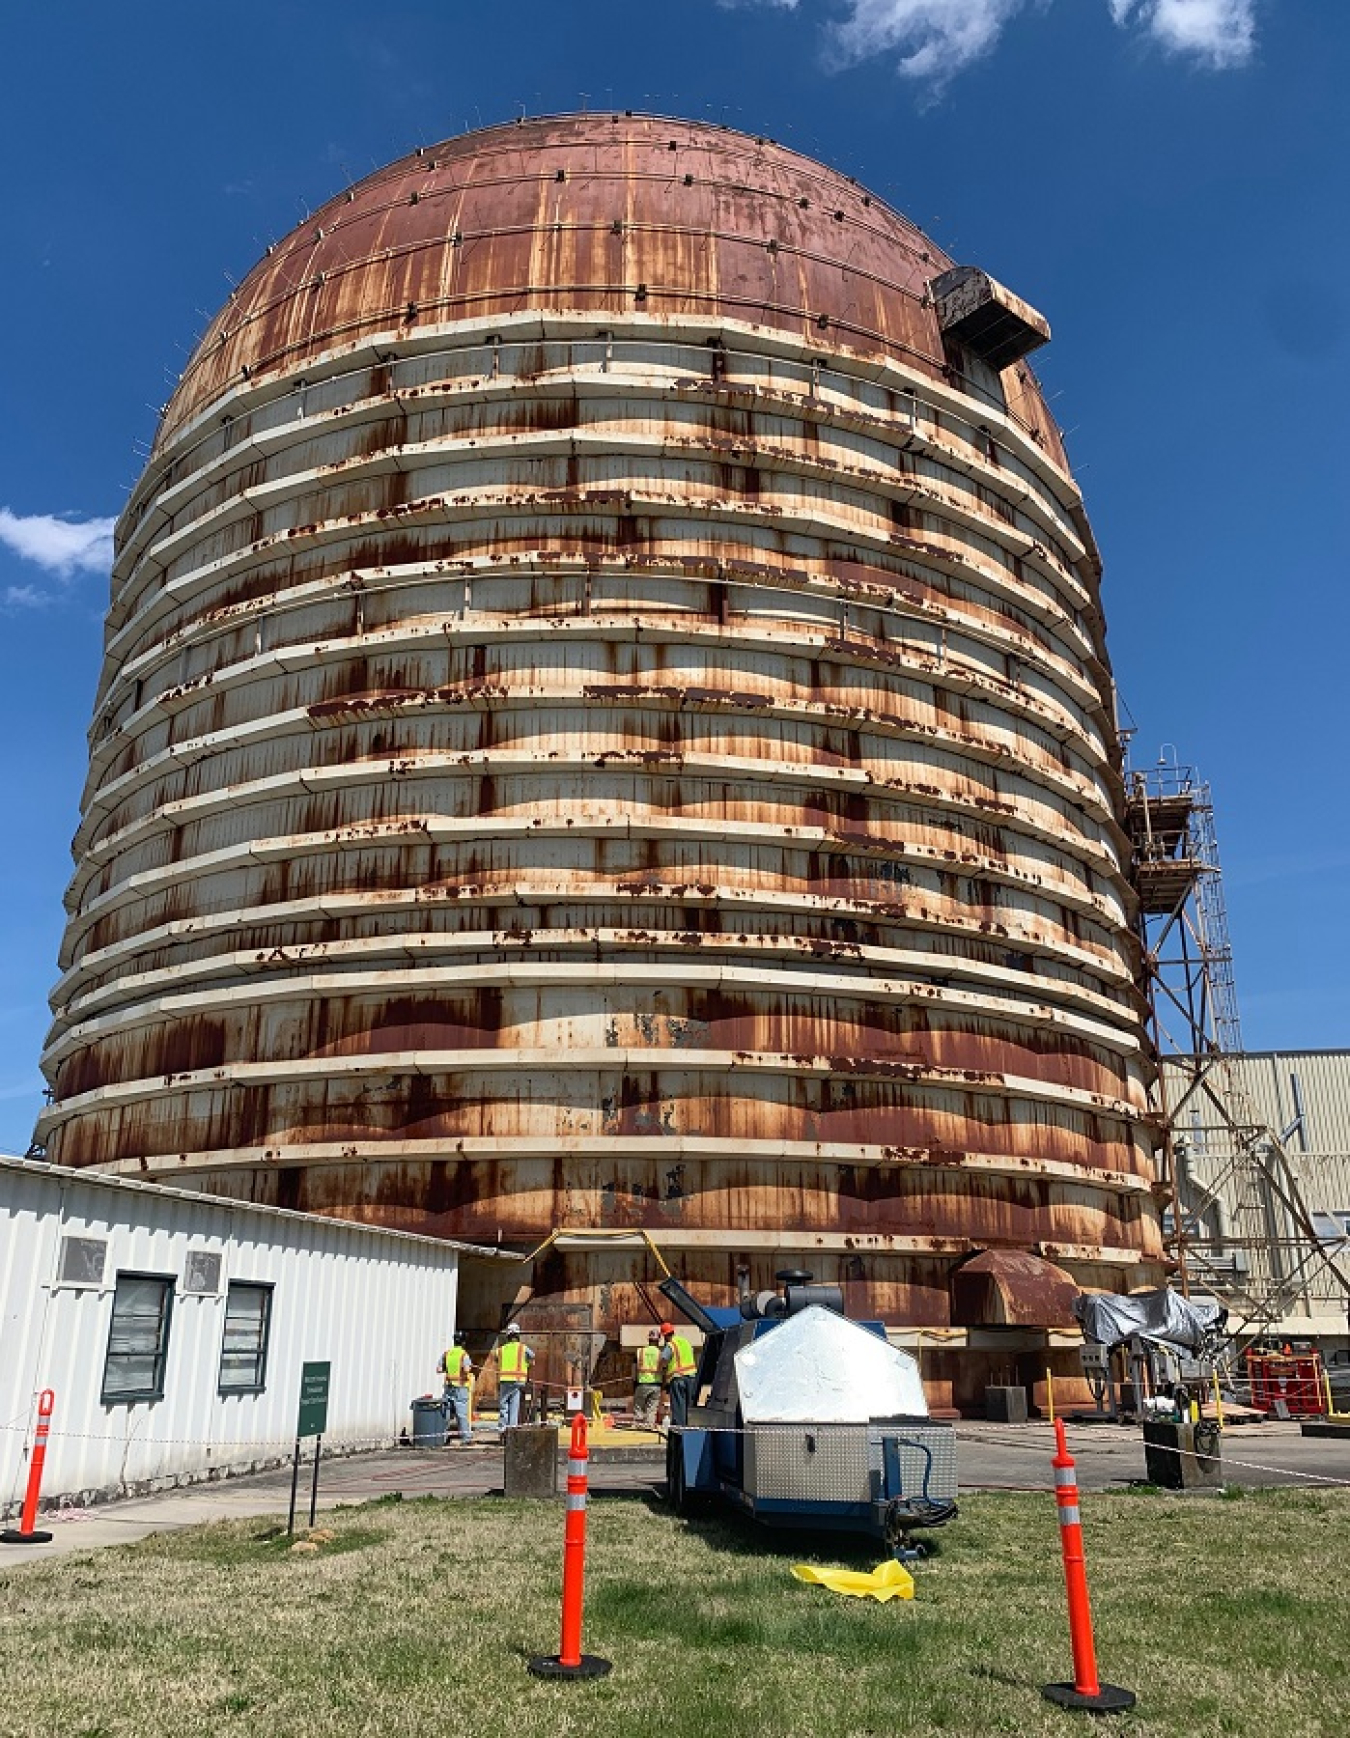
1,0,1344,1149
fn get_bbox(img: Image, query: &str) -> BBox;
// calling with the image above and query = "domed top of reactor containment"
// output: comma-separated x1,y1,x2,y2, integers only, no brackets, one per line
42,116,1161,1408
159,114,1064,462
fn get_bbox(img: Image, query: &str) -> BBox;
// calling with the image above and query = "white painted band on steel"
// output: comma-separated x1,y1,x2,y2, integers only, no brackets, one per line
44,1045,1143,1125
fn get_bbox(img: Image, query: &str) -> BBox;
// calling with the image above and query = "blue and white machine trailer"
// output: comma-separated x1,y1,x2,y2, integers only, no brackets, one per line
662,1270,958,1556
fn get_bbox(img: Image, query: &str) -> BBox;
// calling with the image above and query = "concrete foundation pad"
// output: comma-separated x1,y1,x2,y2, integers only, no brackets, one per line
1299,1419,1350,1439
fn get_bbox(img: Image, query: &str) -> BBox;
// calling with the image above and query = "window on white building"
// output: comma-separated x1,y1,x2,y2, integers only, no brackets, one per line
1310,1213,1348,1249
101,1273,174,1403
183,1249,223,1295
218,1282,273,1394
57,1235,107,1288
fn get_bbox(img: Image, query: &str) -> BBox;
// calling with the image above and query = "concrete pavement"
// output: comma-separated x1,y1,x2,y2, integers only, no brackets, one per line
954,1416,1350,1491
2,1418,1346,1572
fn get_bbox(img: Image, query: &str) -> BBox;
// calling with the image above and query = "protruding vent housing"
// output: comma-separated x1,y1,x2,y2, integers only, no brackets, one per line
931,266,1051,370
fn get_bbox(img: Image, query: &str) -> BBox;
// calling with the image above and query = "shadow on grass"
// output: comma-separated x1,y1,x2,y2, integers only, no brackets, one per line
636,1491,944,1569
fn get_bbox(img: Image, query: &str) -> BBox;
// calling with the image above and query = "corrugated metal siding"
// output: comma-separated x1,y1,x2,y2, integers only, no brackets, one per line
0,1159,461,1517
1239,1052,1350,1162
1164,1051,1350,1168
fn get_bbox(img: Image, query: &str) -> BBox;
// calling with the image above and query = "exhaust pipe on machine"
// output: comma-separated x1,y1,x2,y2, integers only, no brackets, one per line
738,1268,844,1321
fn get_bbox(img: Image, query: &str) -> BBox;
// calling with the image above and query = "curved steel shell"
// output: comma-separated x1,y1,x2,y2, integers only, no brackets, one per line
39,116,1162,1339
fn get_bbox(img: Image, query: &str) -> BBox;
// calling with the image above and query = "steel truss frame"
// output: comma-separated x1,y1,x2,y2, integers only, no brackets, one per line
1126,760,1350,1345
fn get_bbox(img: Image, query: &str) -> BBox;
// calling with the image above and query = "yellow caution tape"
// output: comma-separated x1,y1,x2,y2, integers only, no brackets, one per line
791,1559,915,1602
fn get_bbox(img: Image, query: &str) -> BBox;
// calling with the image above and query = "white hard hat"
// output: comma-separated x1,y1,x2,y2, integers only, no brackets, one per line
506,1322,521,1336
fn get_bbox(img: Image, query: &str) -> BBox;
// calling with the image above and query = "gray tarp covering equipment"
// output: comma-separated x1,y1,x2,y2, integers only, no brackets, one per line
1073,1289,1227,1354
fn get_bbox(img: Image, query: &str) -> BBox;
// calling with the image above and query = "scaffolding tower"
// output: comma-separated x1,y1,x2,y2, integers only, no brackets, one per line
1125,758,1350,1344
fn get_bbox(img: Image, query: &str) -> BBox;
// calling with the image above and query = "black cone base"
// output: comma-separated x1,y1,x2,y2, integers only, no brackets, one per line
1,1529,54,1545
528,1654,612,1680
1042,1681,1136,1714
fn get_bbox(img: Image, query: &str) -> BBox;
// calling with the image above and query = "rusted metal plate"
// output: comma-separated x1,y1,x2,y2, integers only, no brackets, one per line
949,1248,1080,1328
39,118,1160,1343
501,1300,595,1410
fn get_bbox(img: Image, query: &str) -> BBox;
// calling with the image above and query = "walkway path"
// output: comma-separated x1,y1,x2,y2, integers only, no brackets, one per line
2,1420,1344,1571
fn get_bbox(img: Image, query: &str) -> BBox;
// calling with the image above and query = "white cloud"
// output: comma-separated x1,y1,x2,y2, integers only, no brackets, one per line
2,584,46,609
826,0,1030,83
0,508,115,579
1111,0,1256,68
734,0,1259,86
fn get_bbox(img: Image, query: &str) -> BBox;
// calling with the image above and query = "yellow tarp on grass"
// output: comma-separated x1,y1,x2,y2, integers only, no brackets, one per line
791,1559,915,1602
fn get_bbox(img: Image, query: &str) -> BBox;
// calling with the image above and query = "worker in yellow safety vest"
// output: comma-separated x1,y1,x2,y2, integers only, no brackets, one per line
441,1332,474,1446
633,1328,663,1431
496,1322,535,1432
660,1321,697,1427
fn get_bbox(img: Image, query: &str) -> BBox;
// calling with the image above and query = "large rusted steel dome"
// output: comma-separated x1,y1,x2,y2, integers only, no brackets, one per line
40,115,1161,1398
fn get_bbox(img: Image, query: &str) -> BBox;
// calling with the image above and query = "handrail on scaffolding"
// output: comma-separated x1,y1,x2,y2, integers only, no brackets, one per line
1124,751,1350,1346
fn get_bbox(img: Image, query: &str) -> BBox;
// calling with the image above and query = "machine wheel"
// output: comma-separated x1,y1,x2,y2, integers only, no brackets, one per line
884,1498,957,1556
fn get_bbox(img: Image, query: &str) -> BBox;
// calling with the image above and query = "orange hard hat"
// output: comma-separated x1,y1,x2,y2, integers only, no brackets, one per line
659,1321,675,1335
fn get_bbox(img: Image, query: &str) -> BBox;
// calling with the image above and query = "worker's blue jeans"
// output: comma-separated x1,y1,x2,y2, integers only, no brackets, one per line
445,1384,472,1444
499,1383,525,1431
667,1376,694,1426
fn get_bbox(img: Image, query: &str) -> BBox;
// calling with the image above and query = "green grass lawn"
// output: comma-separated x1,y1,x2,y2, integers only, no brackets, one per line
0,1488,1347,1738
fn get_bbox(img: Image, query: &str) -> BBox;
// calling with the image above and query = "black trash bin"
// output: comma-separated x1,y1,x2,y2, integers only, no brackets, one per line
411,1396,447,1448
1143,1419,1222,1489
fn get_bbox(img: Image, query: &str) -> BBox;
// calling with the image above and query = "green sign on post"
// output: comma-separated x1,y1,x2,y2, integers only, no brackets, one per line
288,1361,332,1536
297,1361,331,1439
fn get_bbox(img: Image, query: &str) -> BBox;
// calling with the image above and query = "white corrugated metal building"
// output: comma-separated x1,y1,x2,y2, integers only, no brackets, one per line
1162,1049,1350,1339
1,1155,511,1519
